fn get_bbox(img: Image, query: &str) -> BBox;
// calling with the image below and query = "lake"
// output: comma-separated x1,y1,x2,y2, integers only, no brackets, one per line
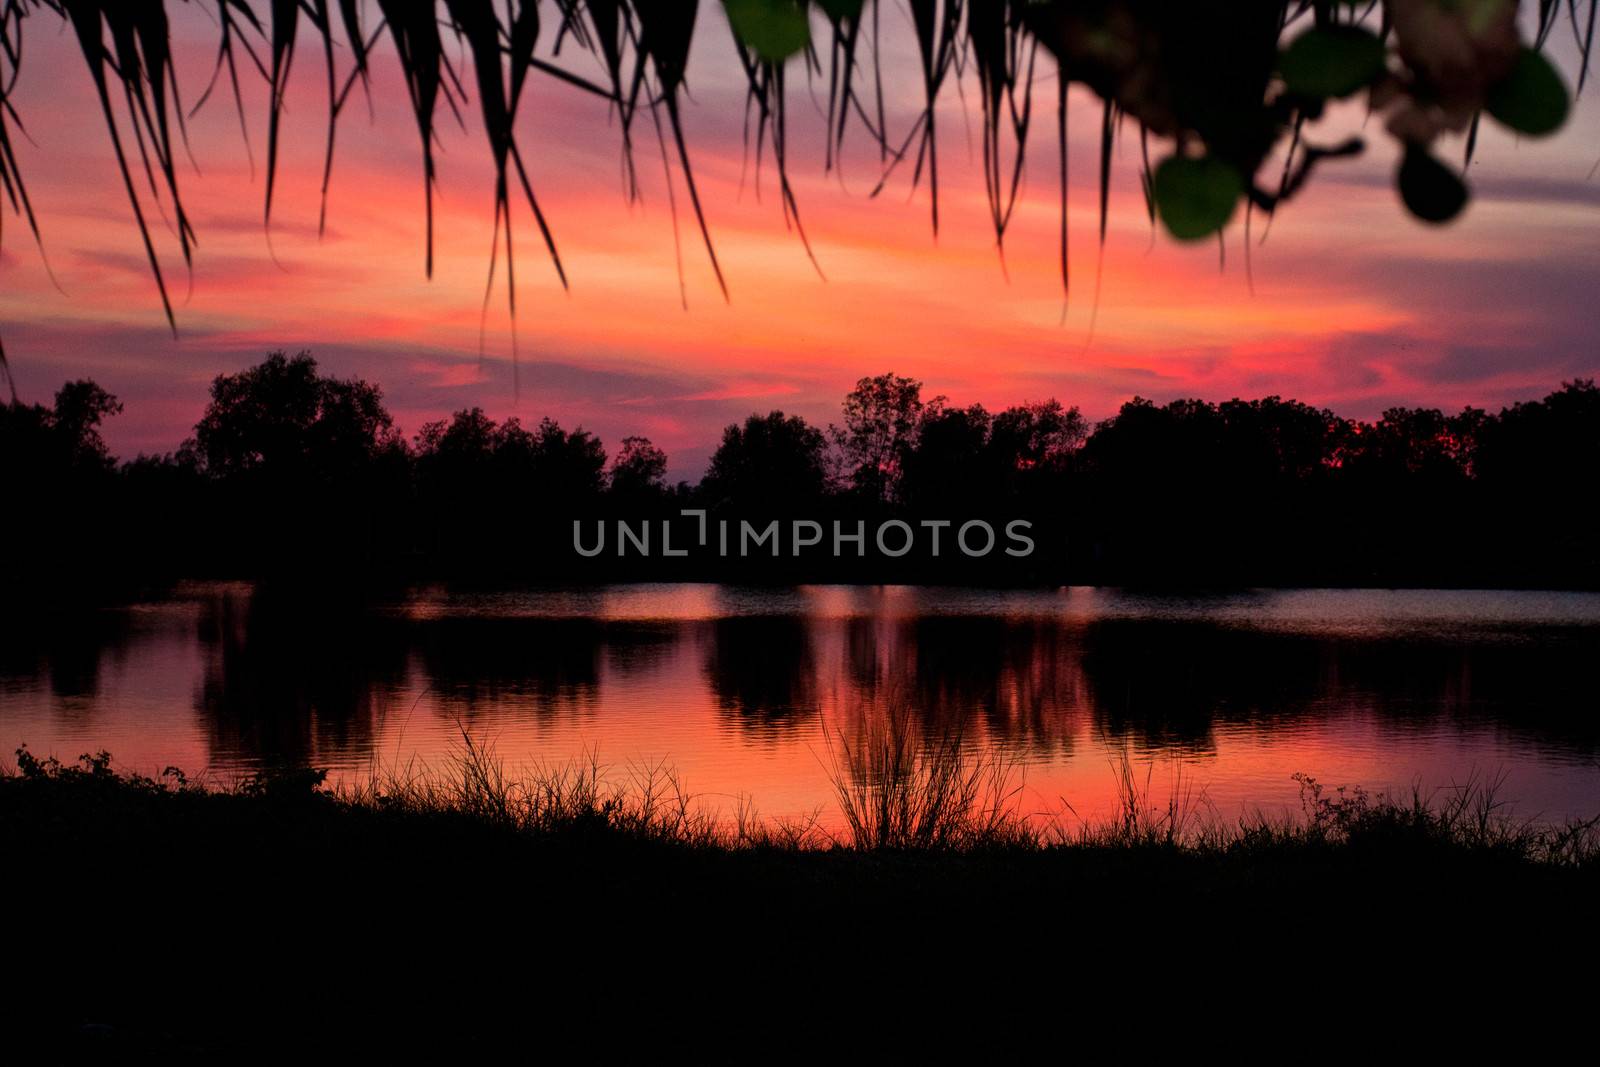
3,583,1598,827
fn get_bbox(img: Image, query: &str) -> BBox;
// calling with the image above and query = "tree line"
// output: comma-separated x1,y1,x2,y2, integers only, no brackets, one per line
4,350,1596,590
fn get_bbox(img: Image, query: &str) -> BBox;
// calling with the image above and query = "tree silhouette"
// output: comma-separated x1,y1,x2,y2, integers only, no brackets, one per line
609,436,669,498
3,380,127,590
701,410,830,511
832,372,924,504
1476,380,1600,492
191,351,402,483
897,397,1088,512
1,379,122,478
5,363,1599,588
898,401,991,511
990,400,1086,469
528,417,608,502
182,351,408,576
412,406,608,573
46,381,123,471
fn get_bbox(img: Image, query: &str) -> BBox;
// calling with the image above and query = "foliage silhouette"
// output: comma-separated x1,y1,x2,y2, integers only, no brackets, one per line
3,350,1597,587
0,1,1594,366
190,351,403,481
608,435,670,499
413,403,608,571
700,409,831,511
831,372,924,505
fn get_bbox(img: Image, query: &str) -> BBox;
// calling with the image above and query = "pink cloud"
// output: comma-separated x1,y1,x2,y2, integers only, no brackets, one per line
1,5,1597,481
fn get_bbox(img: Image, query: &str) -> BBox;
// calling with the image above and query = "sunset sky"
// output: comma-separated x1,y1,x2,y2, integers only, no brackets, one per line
2,5,1598,480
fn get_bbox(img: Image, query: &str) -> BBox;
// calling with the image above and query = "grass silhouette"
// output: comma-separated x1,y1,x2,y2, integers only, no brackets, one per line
10,721,1598,860
6,727,1597,1055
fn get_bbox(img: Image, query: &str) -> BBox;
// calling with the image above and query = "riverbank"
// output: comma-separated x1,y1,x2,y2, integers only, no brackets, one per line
4,741,1596,1058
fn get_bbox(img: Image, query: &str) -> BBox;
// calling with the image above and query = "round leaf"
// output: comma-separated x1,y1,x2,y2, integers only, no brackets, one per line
1487,48,1569,137
1398,145,1468,224
724,0,811,63
1153,155,1243,242
816,0,863,21
1279,26,1387,99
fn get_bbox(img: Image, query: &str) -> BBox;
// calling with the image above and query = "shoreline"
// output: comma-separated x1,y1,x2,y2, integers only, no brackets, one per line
10,740,1596,861
6,742,1597,1055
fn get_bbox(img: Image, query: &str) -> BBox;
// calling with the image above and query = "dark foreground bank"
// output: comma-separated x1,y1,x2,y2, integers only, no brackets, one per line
4,746,1596,1061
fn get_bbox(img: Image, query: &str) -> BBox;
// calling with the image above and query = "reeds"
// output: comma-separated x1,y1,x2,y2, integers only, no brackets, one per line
8,733,1598,865
336,728,825,849
1067,744,1218,849
1265,769,1600,867
824,698,1034,849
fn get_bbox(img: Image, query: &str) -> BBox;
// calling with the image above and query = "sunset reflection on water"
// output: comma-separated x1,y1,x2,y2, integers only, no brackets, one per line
3,583,1598,828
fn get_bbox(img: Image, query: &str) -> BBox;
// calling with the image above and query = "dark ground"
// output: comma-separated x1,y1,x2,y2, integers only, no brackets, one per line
3,765,1594,1062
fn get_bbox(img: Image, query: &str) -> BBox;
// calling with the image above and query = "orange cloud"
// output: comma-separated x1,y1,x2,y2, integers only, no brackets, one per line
2,9,1598,478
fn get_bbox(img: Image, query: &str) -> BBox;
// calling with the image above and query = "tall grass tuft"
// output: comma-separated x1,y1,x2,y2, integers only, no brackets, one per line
1258,769,1600,867
1066,744,1216,848
340,727,823,849
824,696,1034,850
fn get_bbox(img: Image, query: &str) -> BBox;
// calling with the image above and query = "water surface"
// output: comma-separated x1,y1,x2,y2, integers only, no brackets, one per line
3,583,1598,826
